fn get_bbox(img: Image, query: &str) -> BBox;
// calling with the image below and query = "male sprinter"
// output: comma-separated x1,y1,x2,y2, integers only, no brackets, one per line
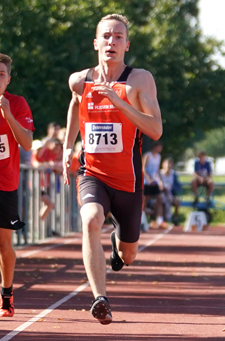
63,14,162,324
0,53,35,316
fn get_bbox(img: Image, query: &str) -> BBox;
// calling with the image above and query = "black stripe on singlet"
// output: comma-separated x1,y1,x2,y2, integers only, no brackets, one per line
85,66,133,82
117,66,133,82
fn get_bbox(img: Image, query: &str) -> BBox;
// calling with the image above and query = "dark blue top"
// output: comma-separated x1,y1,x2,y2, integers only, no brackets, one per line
194,159,212,177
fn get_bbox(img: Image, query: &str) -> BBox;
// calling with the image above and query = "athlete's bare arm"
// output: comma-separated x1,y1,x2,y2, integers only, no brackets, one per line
92,68,162,140
0,95,33,151
63,70,87,185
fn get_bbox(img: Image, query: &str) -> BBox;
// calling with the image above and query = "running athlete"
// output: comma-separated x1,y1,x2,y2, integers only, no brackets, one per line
63,14,162,325
0,53,35,317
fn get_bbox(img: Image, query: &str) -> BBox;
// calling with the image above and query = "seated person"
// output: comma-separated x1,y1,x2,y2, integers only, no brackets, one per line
31,138,63,222
160,158,181,225
191,151,214,205
142,141,168,229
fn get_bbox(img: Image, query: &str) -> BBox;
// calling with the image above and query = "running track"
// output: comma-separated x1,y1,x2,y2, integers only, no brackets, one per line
1,224,225,340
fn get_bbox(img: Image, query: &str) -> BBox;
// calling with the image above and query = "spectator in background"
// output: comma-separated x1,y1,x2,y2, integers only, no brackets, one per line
191,151,214,205
31,138,63,223
70,141,82,177
19,145,32,166
41,122,61,145
160,158,181,225
142,141,169,229
57,127,67,144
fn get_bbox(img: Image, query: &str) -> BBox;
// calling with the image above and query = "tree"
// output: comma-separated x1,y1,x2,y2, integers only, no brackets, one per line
0,0,224,156
194,127,225,158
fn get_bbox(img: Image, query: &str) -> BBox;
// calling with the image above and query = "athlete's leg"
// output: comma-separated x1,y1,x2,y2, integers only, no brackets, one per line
116,237,138,265
0,228,16,288
81,202,106,298
111,190,142,265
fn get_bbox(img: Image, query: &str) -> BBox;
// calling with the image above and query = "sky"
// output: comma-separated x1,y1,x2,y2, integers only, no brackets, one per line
198,0,225,67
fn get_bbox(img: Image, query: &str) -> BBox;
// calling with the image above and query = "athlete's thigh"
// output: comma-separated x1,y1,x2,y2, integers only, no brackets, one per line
111,190,143,243
77,175,111,217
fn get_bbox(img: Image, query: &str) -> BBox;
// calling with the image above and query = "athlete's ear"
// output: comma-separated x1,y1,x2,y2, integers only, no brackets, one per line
93,39,98,51
125,41,130,52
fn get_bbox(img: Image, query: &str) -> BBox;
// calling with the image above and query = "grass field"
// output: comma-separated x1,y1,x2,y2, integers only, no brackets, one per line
177,174,225,225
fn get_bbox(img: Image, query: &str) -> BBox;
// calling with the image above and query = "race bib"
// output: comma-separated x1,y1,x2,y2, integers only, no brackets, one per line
85,123,123,153
0,134,10,160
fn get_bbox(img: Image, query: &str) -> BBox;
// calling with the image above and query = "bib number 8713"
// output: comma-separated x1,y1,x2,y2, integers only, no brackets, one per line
88,132,118,145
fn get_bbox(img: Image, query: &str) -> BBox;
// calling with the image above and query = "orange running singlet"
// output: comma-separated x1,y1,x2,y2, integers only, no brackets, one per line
78,66,143,193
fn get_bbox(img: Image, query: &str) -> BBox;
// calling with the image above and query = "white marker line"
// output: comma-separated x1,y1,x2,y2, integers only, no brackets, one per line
19,238,78,259
0,282,89,341
18,225,113,259
138,224,174,252
0,224,173,340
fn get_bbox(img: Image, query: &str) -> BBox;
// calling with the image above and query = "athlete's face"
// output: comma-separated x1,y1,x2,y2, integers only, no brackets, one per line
0,63,10,96
94,20,130,63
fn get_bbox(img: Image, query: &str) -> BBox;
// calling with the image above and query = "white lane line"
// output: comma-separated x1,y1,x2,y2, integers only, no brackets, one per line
138,224,174,252
19,238,77,258
0,225,172,340
18,225,113,259
0,282,89,341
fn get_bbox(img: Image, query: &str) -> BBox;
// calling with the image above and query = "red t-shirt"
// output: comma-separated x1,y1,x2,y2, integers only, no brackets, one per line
0,91,35,191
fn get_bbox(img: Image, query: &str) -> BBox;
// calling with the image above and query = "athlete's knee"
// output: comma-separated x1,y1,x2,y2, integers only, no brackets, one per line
81,212,104,234
0,239,14,255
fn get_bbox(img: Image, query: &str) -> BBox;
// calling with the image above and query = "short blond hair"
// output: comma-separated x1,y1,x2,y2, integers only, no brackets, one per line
96,14,129,39
0,53,12,75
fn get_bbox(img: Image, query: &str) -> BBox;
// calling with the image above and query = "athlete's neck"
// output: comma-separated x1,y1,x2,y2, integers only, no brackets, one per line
94,62,126,83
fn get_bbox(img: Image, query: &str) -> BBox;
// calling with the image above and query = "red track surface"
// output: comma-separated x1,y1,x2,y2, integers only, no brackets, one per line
1,225,225,340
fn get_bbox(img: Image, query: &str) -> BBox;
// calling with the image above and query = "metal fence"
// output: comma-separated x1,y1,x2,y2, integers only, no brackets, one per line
16,165,81,246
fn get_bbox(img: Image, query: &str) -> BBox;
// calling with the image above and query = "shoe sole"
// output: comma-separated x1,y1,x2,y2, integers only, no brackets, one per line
91,300,112,325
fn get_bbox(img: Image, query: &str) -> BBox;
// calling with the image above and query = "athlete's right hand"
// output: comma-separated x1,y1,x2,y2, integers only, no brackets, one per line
63,148,73,185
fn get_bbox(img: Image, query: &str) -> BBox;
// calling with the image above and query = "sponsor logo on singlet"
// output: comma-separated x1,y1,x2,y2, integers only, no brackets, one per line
87,103,116,110
86,92,93,98
91,124,113,132
88,102,94,110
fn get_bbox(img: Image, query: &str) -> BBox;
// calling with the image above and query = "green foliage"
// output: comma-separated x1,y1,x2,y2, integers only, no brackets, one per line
0,0,224,151
194,127,225,158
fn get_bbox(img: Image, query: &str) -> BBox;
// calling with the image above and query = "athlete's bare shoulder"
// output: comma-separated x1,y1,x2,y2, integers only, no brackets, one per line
127,68,156,91
68,68,90,96
126,68,157,106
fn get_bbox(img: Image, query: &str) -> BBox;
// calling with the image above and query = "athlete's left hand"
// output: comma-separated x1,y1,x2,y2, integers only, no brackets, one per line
92,82,122,107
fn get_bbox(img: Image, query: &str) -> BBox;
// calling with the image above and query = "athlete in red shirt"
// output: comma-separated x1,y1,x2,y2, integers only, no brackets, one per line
63,14,162,324
0,53,35,317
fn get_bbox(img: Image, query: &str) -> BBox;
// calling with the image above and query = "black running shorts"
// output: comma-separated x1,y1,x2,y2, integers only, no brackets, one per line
77,176,142,243
0,189,25,230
